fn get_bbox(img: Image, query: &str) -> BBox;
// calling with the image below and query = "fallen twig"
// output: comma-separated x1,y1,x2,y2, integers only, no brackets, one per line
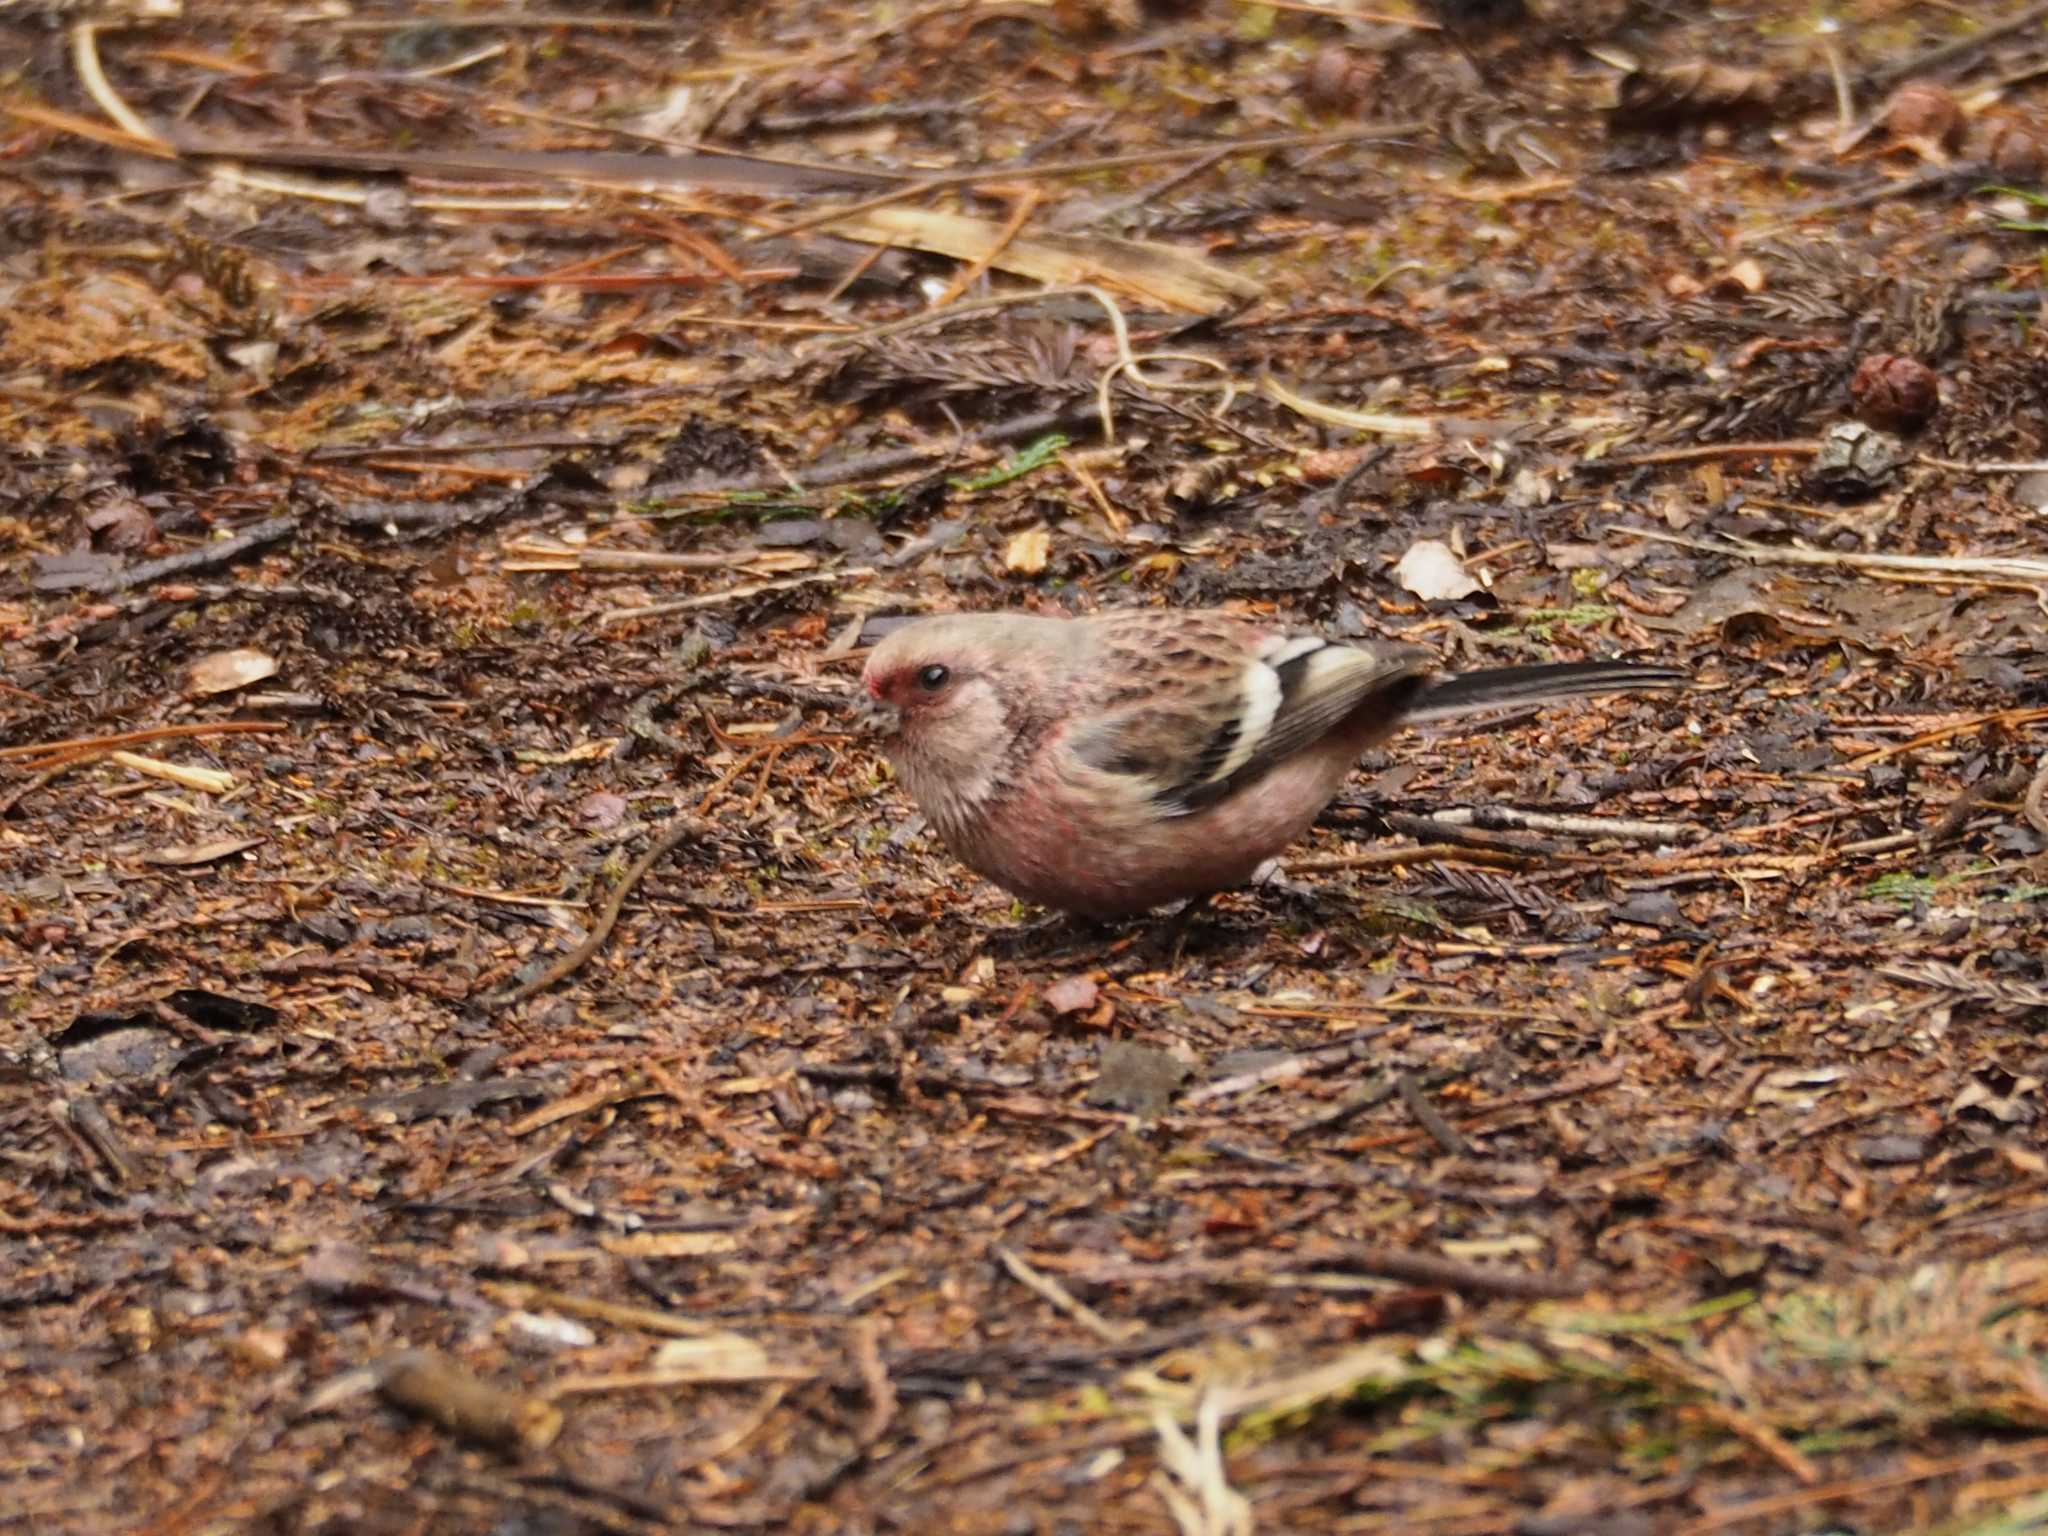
1596,440,1818,467
1615,525,2048,597
1396,1073,1472,1157
71,21,164,146
486,816,705,1009
501,537,816,575
1280,1080,1403,1143
754,125,1424,242
1284,842,1537,873
1673,1436,2048,1536
31,515,299,595
928,185,1049,306
0,752,99,817
1180,1028,1394,1108
1697,1397,1824,1487
1918,453,2048,474
1375,810,1562,856
1921,766,2032,850
1749,166,1975,232
145,580,355,609
3,100,177,158
0,720,285,763
996,1246,1139,1344
1845,706,2048,766
1260,373,1439,439
1863,0,2048,88
1428,807,1697,843
1046,1243,1585,1299
107,751,235,795
851,1319,897,1446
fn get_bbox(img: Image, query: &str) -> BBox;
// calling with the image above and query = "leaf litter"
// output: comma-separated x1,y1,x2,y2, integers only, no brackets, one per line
3,2,2048,1533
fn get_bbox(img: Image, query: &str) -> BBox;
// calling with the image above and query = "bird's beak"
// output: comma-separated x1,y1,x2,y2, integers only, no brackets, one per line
855,700,901,740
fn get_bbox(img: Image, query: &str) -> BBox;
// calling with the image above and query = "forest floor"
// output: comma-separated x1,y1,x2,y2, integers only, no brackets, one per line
4,2,2048,1532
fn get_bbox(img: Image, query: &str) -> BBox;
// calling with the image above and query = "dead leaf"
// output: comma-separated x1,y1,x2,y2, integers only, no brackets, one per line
84,497,156,552
186,648,278,697
1395,539,1483,602
1043,973,1099,1015
1753,1066,1846,1110
822,205,1263,312
140,836,265,867
1004,525,1051,575
1086,1040,1190,1117
1635,567,1839,642
515,739,620,765
579,792,629,827
648,1334,772,1379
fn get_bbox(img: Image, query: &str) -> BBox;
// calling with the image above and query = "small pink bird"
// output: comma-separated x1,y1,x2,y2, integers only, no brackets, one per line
861,609,1689,919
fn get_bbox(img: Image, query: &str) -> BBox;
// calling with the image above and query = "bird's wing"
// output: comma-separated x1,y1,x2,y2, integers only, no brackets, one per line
1070,615,1428,816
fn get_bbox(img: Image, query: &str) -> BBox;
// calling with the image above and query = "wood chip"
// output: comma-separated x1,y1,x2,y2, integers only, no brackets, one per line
108,751,236,794
378,1350,562,1453
139,835,264,867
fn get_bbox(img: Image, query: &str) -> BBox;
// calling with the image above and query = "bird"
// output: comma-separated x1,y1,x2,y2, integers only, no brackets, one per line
860,609,1690,920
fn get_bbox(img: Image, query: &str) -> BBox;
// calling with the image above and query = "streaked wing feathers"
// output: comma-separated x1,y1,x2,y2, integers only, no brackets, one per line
1072,616,1427,816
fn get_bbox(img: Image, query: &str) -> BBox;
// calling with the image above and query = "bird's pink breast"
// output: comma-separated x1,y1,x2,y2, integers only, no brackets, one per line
943,732,1369,918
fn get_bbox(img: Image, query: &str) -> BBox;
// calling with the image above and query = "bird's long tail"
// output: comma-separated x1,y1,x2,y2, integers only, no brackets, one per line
1406,660,1691,722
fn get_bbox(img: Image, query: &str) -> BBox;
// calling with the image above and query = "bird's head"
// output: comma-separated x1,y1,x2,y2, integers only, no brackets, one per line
857,614,1075,822
860,615,1008,747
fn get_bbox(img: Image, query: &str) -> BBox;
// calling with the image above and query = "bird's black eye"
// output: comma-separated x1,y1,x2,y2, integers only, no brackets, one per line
916,664,951,692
